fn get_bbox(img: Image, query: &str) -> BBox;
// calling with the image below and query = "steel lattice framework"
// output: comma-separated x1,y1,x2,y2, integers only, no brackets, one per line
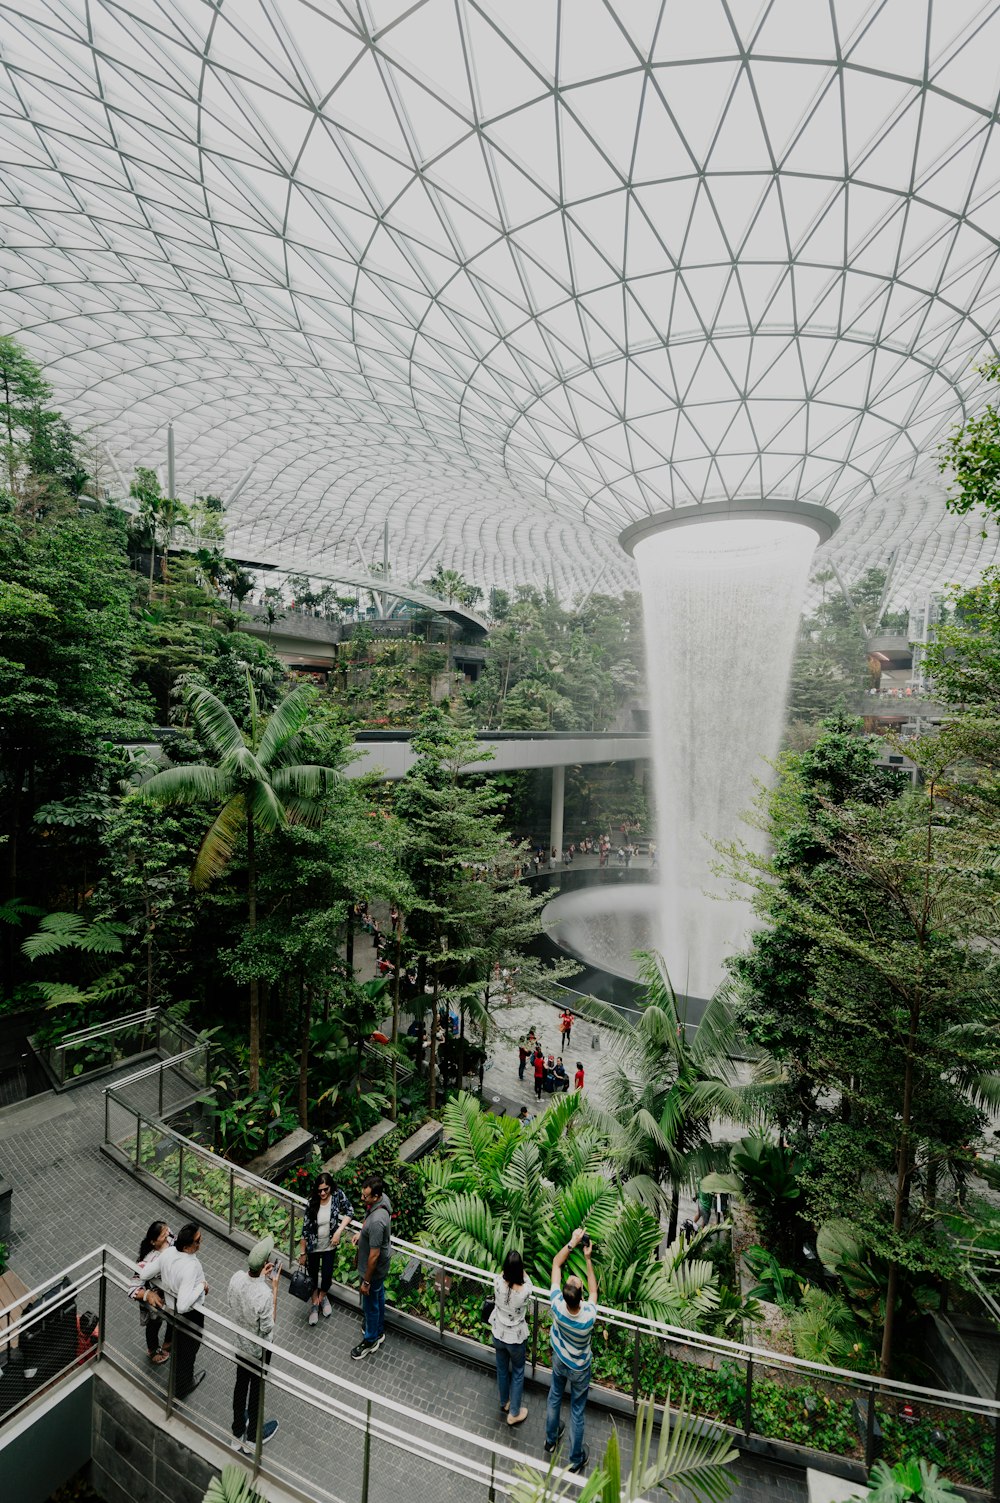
2,0,1000,595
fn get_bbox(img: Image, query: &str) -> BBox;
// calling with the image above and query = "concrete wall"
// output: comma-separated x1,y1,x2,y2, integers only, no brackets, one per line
91,1370,220,1503
0,1367,92,1503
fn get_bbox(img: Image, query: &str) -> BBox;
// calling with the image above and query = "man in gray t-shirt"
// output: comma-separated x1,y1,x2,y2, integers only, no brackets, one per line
351,1174,392,1360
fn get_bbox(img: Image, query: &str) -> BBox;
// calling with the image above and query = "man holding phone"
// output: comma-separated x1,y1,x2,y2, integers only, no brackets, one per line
544,1226,598,1474
227,1235,280,1454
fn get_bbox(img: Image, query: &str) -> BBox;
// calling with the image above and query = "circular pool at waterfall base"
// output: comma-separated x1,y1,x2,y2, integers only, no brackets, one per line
541,882,663,982
532,874,712,1025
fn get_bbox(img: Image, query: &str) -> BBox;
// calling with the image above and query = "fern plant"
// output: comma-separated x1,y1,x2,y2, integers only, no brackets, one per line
20,911,130,1012
418,1091,723,1326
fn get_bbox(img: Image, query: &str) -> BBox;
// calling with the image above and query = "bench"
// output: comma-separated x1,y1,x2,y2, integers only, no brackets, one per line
397,1120,443,1163
323,1117,396,1174
0,1269,31,1353
245,1126,315,1181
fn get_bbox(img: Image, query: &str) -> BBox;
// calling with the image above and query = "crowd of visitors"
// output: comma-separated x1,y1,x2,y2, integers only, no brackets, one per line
520,827,650,873
519,1021,584,1104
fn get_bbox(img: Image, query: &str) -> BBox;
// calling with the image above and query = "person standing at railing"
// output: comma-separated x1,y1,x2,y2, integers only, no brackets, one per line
544,1226,598,1475
130,1219,173,1365
140,1221,209,1397
299,1172,353,1327
228,1235,280,1455
350,1174,392,1361
489,1249,533,1428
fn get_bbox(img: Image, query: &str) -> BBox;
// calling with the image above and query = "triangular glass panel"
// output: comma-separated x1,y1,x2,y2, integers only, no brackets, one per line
465,2,553,115
652,0,736,62
783,78,844,176
558,110,625,203
707,174,772,257
631,84,699,182
708,70,771,174
485,98,561,200
751,0,835,59
388,64,470,165
378,0,472,117
847,0,929,76
557,0,643,86
656,61,741,167
565,71,647,181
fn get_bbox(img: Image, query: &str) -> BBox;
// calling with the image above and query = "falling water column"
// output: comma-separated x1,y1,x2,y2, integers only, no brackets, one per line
620,501,838,1004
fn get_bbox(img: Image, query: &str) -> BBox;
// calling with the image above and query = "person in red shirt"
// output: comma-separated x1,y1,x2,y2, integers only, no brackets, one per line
574,1062,584,1091
533,1048,545,1101
559,1009,574,1047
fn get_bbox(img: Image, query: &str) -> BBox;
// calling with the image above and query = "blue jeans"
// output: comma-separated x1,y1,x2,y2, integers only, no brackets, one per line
362,1281,385,1345
493,1337,526,1414
545,1351,590,1467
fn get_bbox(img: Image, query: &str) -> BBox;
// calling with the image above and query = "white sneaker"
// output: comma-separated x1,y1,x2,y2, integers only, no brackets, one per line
321,1296,332,1318
231,1432,249,1454
308,1305,319,1326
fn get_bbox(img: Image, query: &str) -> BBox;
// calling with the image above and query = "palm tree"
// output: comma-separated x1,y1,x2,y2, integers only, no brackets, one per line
590,952,777,1244
137,678,341,1089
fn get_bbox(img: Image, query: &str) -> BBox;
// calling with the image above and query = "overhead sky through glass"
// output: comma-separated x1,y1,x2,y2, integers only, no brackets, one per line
2,0,1000,594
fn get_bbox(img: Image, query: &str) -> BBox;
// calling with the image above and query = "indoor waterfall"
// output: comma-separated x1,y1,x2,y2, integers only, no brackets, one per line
624,504,836,1003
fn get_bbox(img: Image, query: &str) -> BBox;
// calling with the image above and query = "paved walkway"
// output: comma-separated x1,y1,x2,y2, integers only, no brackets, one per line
0,1069,804,1503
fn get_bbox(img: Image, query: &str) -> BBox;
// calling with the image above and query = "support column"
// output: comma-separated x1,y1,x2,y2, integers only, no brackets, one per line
549,764,565,863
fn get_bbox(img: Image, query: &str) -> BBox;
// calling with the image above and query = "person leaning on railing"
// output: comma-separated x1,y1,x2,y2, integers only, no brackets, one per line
129,1219,174,1366
488,1249,533,1428
139,1222,209,1397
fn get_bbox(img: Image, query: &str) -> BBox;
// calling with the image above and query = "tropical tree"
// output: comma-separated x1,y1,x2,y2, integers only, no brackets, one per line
590,952,775,1244
128,465,191,598
136,678,343,1088
724,715,1000,1376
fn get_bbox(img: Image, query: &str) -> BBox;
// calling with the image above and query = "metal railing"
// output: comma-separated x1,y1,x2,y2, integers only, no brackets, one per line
34,1008,200,1089
99,1073,999,1493
0,1247,605,1503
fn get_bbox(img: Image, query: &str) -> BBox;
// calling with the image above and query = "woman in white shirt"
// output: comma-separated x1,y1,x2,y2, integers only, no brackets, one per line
489,1249,533,1426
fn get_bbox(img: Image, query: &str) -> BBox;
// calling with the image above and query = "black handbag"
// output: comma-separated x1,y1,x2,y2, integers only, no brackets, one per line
288,1264,312,1302
480,1295,495,1325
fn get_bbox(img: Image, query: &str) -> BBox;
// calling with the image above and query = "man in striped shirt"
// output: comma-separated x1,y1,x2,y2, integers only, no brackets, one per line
544,1226,598,1474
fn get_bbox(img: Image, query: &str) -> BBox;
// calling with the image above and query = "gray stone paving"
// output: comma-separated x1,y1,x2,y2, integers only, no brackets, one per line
0,1064,804,1503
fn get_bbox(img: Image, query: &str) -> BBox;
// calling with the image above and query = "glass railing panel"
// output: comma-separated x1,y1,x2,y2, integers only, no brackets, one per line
175,1145,233,1228
0,1277,99,1424
876,1385,994,1494
230,1166,296,1261
243,1337,376,1503
105,1095,140,1162
440,1268,493,1350
138,1122,181,1196
748,1354,861,1464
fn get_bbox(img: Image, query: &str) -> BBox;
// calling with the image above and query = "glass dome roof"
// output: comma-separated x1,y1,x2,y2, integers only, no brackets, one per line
2,0,1000,594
